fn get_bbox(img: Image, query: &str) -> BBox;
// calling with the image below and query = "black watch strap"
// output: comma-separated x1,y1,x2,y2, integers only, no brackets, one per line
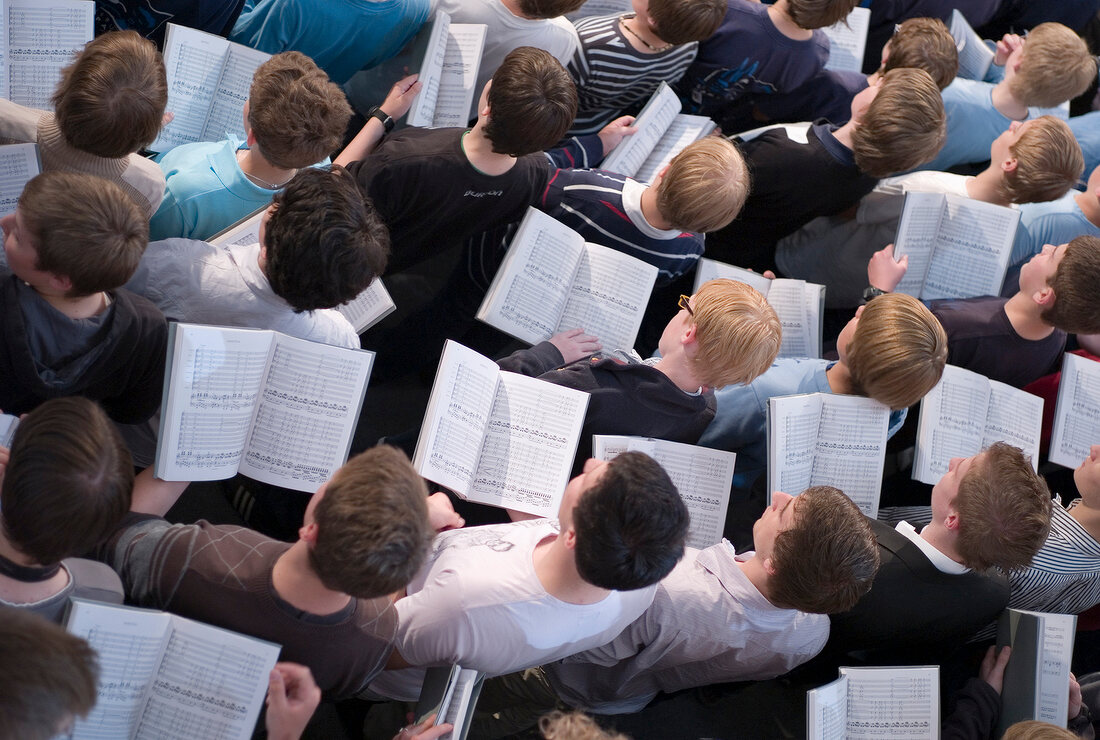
863,286,886,302
368,105,395,134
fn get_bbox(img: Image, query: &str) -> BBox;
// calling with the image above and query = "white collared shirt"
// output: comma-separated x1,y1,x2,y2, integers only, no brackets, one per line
895,521,970,575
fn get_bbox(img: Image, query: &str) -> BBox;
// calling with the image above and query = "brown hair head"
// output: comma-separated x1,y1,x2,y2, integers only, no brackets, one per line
247,51,352,170
1000,116,1084,204
308,446,434,599
1,398,133,565
955,442,1051,571
852,68,946,178
882,17,958,90
786,0,860,30
689,279,782,388
769,486,879,613
485,47,577,156
52,30,167,158
656,137,750,233
1008,23,1095,108
647,0,725,45
514,0,586,19
19,172,148,296
1041,234,1100,333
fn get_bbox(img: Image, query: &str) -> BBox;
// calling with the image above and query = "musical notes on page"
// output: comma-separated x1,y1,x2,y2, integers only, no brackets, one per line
0,142,38,217
601,82,681,178
1049,353,1100,468
4,0,93,109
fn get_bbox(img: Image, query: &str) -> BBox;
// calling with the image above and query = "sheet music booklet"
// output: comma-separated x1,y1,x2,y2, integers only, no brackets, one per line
154,322,374,492
0,0,93,110
415,665,486,740
477,207,658,352
767,393,890,518
694,258,825,359
0,141,39,217
912,364,1042,484
807,666,940,740
950,9,995,81
402,11,487,129
822,7,871,73
1048,352,1100,468
997,609,1077,733
892,191,1020,300
413,340,589,518
64,598,279,740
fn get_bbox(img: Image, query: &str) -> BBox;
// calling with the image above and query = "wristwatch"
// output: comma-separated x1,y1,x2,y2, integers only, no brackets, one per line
863,286,887,303
367,105,395,134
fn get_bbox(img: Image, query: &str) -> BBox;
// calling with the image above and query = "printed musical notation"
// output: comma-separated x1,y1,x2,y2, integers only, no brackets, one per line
4,1,93,109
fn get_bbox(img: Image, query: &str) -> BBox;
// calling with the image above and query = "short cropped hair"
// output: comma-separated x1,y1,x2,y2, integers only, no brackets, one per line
656,137,749,233
648,0,725,45
19,172,147,297
572,452,689,591
540,711,630,740
882,18,957,90
955,442,1051,572
52,30,166,158
787,0,859,30
1000,116,1084,204
263,166,389,311
1002,721,1079,740
247,52,351,170
689,279,781,388
852,68,946,178
1042,235,1100,333
514,0,586,19
309,446,434,599
2,398,133,565
0,609,98,740
769,486,879,613
847,293,947,410
1009,23,1095,108
485,48,577,156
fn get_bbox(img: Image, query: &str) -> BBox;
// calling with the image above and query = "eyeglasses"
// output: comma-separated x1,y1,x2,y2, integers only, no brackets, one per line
678,294,694,316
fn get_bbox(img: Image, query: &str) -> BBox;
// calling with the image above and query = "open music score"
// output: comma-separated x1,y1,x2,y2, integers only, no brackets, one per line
0,141,38,217
414,340,590,518
1,0,93,109
65,599,279,740
807,666,939,740
951,8,995,81
405,11,486,129
1049,353,1100,469
997,609,1077,733
767,393,890,518
478,207,658,352
912,364,1043,484
151,24,271,153
821,7,871,73
155,323,374,492
593,435,735,549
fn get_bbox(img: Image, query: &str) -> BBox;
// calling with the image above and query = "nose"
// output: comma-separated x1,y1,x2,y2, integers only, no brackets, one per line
948,457,964,471
772,490,793,508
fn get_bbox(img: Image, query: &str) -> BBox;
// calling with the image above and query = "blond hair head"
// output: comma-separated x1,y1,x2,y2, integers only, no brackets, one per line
1000,116,1084,204
852,68,946,178
689,279,781,388
656,137,749,233
1008,23,1095,108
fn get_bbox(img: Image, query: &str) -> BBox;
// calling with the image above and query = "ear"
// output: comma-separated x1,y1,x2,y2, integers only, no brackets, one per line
653,163,671,186
943,511,960,533
46,272,72,295
299,521,319,545
1001,157,1018,174
562,526,577,551
681,321,698,346
761,556,778,577
1032,284,1055,308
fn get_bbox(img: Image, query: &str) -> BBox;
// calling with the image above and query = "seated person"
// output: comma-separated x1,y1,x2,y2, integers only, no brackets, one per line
699,292,948,491
127,166,387,349
921,23,1094,172
777,115,1083,308
340,47,577,274
674,0,854,132
98,446,442,700
704,67,946,272
755,16,958,127
868,234,1100,387
1008,161,1100,274
95,0,247,46
499,279,783,470
566,0,724,135
0,172,167,423
0,31,166,217
150,51,352,242
0,398,130,622
367,452,690,702
861,0,1000,77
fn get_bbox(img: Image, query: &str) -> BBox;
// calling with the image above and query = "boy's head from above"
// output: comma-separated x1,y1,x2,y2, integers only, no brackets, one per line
850,68,946,178
2,398,133,567
756,486,878,613
53,30,167,159
1024,235,1100,334
513,0,586,21
3,172,147,298
245,51,352,170
302,446,434,600
934,442,1051,572
260,165,389,313
655,137,749,233
562,453,689,592
641,0,724,46
841,292,947,411
783,0,859,31
1005,23,1095,109
992,116,1083,205
482,47,577,157
880,17,957,91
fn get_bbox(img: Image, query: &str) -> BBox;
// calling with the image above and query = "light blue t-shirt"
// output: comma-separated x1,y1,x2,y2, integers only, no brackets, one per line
1070,111,1100,181
1011,192,1100,267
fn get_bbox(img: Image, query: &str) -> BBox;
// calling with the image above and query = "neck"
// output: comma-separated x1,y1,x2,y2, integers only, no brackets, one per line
1069,500,1100,540
270,541,353,616
500,0,530,19
620,14,669,54
737,557,781,607
825,360,855,395
966,170,1011,206
238,148,296,190
1074,190,1100,227
767,0,812,40
1003,292,1057,341
532,536,609,605
651,350,705,393
918,521,965,565
640,185,673,230
990,82,1029,121
462,127,517,176
37,289,108,320
0,531,68,603
832,120,856,151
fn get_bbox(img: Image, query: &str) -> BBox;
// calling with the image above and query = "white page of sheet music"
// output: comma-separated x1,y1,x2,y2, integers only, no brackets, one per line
238,334,373,492
0,141,38,217
478,207,586,345
1049,353,1100,468
1030,612,1077,725
558,243,657,352
154,23,231,152
768,279,813,359
66,600,172,740
5,0,92,109
600,81,681,177
633,114,715,185
431,23,485,129
913,365,990,484
893,191,946,298
809,395,889,518
951,8,994,81
414,340,501,494
133,616,279,740
209,208,265,247
156,324,273,482
693,258,773,295
337,280,396,333
443,668,482,739
822,6,871,73
202,42,269,142
921,195,1019,300
469,372,588,516
407,11,451,128
768,394,824,500
806,675,848,740
840,666,939,739
982,381,1043,470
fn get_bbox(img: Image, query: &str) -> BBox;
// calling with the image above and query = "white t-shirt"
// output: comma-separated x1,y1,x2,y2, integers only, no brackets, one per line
368,519,656,701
